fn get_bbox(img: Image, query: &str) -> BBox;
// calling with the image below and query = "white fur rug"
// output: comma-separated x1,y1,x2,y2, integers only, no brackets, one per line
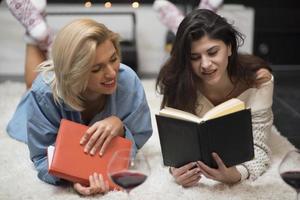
0,80,296,200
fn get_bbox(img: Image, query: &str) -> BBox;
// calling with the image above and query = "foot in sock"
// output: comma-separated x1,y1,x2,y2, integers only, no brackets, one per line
198,0,223,12
6,0,52,51
153,0,184,34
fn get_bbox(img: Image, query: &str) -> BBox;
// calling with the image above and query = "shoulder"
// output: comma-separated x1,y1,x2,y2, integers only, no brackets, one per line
243,73,274,111
118,63,138,79
118,63,142,90
115,64,146,104
30,73,53,98
28,72,59,108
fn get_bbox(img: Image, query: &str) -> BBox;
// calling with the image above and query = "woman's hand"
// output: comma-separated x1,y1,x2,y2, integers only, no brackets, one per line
255,68,272,88
80,116,124,156
197,152,241,184
170,162,202,187
73,173,109,196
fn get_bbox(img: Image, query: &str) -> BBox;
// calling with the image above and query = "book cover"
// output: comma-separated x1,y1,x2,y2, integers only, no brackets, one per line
156,99,254,168
48,119,132,189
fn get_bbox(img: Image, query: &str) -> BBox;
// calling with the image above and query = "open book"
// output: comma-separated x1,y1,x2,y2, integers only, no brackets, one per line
156,98,254,168
47,119,132,189
159,98,245,123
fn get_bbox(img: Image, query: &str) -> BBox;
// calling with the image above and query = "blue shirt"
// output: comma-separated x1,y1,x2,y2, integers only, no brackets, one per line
6,64,153,185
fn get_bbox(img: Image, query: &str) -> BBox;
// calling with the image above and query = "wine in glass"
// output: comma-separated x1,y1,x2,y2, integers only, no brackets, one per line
279,149,300,200
108,149,150,194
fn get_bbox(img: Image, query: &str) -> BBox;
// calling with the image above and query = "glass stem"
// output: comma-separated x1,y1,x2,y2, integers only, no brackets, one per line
127,191,130,200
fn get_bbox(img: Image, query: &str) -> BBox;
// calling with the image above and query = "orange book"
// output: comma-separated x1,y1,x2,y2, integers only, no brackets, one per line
47,119,132,189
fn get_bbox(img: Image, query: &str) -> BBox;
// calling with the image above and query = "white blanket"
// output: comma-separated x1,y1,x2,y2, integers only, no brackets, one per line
0,80,296,200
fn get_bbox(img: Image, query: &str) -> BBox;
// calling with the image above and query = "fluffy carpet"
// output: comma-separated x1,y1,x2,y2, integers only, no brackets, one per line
0,80,297,200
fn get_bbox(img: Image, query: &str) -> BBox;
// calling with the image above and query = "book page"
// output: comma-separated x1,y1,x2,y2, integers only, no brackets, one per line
203,98,245,120
159,107,203,123
47,145,55,169
158,99,245,123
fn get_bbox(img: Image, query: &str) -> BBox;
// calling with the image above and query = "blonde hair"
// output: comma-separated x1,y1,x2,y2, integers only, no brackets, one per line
39,19,120,111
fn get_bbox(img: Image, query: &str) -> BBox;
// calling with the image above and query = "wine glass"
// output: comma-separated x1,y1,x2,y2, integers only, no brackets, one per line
279,149,300,200
107,149,150,196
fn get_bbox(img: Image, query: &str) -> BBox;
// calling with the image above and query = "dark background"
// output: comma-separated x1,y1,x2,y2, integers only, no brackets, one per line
48,0,300,66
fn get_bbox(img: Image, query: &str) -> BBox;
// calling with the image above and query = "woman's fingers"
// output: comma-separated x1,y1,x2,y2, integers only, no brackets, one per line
84,125,112,155
98,174,106,192
80,116,124,156
90,125,113,156
99,134,114,156
255,68,272,87
93,173,108,193
89,174,97,194
90,128,109,155
171,162,200,187
197,155,241,184
83,126,104,154
212,152,226,169
73,173,108,196
182,175,201,187
180,170,201,185
172,162,197,177
105,181,109,192
73,183,86,195
73,183,92,196
176,167,201,185
80,125,97,145
197,161,216,179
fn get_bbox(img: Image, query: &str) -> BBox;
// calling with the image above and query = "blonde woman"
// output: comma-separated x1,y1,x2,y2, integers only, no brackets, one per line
7,19,152,196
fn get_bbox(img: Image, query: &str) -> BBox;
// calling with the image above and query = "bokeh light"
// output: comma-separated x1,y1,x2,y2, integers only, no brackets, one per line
104,2,112,8
132,2,139,8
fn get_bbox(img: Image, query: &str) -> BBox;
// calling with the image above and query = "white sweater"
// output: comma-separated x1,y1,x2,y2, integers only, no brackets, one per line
195,77,274,181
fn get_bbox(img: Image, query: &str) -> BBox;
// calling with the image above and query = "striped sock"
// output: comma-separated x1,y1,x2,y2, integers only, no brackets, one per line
153,0,184,34
6,0,52,51
198,0,223,12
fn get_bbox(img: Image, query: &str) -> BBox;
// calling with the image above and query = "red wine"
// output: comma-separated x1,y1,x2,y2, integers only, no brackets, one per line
281,171,300,191
111,171,147,191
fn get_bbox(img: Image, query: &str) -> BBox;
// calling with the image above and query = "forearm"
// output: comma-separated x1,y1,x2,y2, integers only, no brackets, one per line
237,108,273,181
32,156,68,185
123,121,152,153
116,71,153,151
27,115,65,185
123,125,138,154
123,101,153,149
